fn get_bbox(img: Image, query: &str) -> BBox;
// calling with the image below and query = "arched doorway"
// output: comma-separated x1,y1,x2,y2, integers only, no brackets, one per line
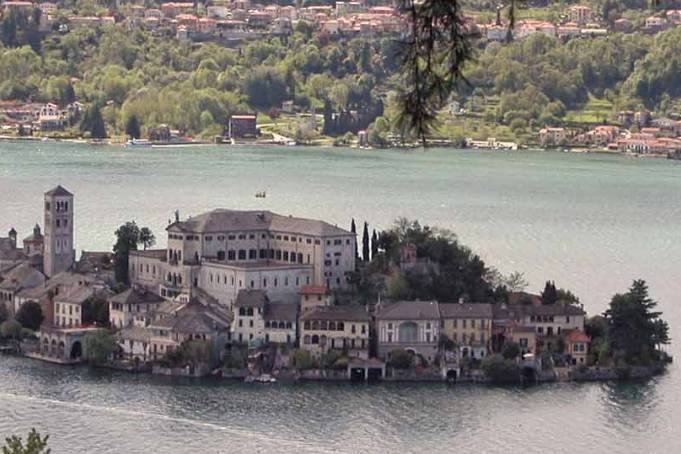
446,369,458,382
70,341,83,359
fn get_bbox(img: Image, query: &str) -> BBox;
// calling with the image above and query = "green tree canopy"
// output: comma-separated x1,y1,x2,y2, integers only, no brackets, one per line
15,302,43,331
605,279,670,365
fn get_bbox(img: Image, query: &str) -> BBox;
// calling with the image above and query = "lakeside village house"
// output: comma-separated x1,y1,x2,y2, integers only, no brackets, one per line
1,186,592,379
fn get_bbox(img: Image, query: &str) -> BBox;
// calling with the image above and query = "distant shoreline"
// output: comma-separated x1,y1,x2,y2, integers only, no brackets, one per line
0,134,676,160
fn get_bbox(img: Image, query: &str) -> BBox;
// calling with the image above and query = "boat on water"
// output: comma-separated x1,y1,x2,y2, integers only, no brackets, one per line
125,139,152,148
245,374,276,384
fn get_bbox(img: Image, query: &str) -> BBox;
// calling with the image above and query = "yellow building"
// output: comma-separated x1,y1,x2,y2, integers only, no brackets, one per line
439,303,493,359
508,325,537,356
300,306,371,360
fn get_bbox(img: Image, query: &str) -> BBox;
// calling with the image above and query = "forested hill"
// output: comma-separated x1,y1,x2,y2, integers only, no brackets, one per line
1,0,680,141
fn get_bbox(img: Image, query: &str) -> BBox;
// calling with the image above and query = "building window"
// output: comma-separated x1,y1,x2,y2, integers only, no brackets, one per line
238,250,246,260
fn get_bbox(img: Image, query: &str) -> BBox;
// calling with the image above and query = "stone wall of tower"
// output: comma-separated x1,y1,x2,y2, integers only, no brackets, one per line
43,188,75,277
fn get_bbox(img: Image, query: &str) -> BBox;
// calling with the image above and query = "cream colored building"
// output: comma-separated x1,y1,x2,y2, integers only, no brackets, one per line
300,306,371,359
513,305,586,337
263,302,297,345
376,300,440,363
109,287,165,329
129,209,355,308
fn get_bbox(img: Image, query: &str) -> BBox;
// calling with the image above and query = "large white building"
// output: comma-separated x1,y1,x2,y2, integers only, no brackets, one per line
129,209,356,309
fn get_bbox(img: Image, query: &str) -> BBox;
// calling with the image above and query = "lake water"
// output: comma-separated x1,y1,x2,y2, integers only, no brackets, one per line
1,141,680,453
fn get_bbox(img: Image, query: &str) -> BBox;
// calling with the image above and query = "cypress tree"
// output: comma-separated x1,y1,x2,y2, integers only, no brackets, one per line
541,281,558,305
362,222,370,262
90,106,107,139
125,114,141,139
371,229,378,258
350,218,358,262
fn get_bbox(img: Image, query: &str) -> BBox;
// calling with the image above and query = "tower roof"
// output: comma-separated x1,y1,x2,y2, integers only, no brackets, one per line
45,185,73,197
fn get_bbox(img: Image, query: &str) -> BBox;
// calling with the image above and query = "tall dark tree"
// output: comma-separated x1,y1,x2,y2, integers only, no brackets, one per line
605,279,670,364
113,222,141,284
62,83,76,105
139,226,155,250
362,222,370,262
89,105,107,139
125,114,141,139
371,229,378,259
350,218,358,262
0,11,17,46
80,105,107,139
541,281,558,305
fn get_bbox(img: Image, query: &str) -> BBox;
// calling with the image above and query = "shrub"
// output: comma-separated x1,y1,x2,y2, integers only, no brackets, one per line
0,319,22,340
288,349,318,370
481,355,521,384
502,342,520,360
388,348,414,369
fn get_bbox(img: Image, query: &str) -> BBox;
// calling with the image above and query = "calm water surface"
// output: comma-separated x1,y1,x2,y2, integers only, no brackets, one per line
1,141,680,453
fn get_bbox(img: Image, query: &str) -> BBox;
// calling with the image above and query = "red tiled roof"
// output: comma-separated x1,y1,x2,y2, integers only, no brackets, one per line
564,329,590,343
300,285,329,295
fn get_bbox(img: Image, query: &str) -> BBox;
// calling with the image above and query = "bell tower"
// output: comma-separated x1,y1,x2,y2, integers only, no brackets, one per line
43,185,75,277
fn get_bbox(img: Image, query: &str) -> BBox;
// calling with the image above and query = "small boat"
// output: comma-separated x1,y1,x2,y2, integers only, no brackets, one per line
255,191,266,199
255,374,276,384
125,139,152,148
244,374,276,384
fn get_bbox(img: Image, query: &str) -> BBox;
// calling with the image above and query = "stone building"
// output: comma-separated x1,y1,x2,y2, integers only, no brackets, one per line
43,185,75,277
375,300,441,364
299,305,371,360
129,209,355,308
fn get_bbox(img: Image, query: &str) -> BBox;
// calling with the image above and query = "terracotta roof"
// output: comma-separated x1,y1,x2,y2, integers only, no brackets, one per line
45,185,73,197
564,329,590,343
300,305,371,322
299,285,329,295
439,303,493,319
375,300,440,320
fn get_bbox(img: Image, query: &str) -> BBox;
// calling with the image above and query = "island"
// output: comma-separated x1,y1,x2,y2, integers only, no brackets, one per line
0,185,672,384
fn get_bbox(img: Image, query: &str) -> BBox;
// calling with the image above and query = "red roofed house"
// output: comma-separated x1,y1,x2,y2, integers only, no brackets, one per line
564,329,590,365
300,285,332,312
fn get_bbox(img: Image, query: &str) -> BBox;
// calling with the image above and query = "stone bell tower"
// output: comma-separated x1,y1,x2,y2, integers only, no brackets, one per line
43,185,75,277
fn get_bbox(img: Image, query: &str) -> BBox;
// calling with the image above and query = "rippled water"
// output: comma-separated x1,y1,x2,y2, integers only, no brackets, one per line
1,141,680,453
